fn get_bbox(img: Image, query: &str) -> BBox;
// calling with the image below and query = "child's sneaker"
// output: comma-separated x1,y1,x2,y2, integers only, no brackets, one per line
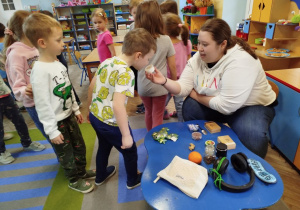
95,165,116,186
0,151,15,164
68,178,94,193
170,111,178,118
136,103,144,108
24,142,45,152
127,172,142,190
3,133,14,141
136,106,145,114
163,110,170,120
80,169,96,179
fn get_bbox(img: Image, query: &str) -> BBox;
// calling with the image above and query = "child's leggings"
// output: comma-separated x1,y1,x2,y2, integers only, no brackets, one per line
140,95,167,131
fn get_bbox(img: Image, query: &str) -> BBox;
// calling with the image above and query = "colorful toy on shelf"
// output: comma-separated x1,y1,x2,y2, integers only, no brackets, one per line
68,0,87,6
182,0,214,14
61,21,71,32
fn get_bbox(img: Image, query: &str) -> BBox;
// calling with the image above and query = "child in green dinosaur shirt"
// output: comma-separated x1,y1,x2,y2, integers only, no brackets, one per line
23,13,95,193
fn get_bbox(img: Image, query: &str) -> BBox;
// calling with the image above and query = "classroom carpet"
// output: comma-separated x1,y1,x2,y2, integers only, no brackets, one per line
0,117,289,210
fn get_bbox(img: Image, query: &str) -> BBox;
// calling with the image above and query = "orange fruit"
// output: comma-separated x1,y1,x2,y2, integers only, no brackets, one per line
188,151,202,164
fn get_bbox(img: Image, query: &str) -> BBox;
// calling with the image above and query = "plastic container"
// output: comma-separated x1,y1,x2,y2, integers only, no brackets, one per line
216,143,227,158
82,8,89,13
105,10,110,16
204,144,216,164
255,38,264,45
90,8,97,12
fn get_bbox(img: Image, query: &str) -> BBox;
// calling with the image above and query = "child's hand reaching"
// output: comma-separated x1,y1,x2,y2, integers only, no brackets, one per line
121,135,133,149
76,113,84,124
25,84,33,98
145,68,166,85
51,133,64,144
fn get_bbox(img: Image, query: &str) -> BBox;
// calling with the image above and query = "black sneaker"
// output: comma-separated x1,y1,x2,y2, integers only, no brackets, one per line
95,166,116,186
127,172,142,190
136,106,145,114
19,106,26,112
137,103,144,108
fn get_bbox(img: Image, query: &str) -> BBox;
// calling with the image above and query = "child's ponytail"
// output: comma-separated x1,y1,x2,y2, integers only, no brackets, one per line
163,12,189,45
3,10,30,61
181,24,189,46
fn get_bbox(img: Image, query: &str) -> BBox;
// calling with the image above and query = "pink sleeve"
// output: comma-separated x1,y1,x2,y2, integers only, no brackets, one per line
6,62,28,102
187,40,192,55
103,33,113,45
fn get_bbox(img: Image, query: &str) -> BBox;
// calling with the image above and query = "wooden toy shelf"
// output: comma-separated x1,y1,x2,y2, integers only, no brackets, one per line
244,20,300,70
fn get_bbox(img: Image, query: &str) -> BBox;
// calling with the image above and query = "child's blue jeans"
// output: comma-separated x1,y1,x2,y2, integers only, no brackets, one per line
0,95,32,153
25,106,49,142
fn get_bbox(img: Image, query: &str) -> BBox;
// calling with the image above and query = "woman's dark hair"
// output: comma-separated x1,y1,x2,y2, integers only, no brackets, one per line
201,18,257,59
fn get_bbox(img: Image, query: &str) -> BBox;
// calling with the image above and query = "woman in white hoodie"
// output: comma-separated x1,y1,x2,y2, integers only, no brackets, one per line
146,18,276,158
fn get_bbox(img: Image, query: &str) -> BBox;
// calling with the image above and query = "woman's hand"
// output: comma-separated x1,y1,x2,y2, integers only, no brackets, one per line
145,68,166,85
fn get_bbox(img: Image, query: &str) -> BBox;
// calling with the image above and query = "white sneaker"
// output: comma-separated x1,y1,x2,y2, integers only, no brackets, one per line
3,133,14,141
24,142,46,152
0,151,15,164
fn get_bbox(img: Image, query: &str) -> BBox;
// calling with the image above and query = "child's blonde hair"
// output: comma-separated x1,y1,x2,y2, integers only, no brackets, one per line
122,28,157,56
160,0,178,15
3,10,30,61
135,0,164,39
129,0,143,11
23,13,62,48
91,8,107,21
163,13,189,46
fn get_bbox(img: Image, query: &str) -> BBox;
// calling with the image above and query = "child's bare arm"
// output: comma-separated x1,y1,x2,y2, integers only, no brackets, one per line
108,44,116,57
113,92,133,149
167,55,177,80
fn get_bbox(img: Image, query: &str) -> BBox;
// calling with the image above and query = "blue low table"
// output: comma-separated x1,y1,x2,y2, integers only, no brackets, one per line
141,120,283,210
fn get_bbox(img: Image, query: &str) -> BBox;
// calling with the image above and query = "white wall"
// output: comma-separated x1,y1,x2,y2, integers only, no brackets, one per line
222,0,247,35
0,0,23,25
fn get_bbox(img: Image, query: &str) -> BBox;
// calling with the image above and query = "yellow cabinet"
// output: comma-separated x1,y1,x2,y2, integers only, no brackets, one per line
251,0,289,23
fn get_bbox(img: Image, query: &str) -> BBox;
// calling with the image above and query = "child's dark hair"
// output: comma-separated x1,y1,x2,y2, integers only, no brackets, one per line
163,13,189,46
122,28,157,56
0,22,5,38
201,18,257,59
135,0,164,39
160,0,178,15
3,10,30,61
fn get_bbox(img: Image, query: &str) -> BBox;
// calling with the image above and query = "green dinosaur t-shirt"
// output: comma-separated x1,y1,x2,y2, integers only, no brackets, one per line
90,57,135,126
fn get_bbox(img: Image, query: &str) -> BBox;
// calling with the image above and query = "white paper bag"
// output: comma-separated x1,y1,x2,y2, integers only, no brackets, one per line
154,155,208,199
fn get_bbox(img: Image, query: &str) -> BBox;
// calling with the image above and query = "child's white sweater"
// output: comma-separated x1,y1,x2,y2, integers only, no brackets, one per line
31,61,80,139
